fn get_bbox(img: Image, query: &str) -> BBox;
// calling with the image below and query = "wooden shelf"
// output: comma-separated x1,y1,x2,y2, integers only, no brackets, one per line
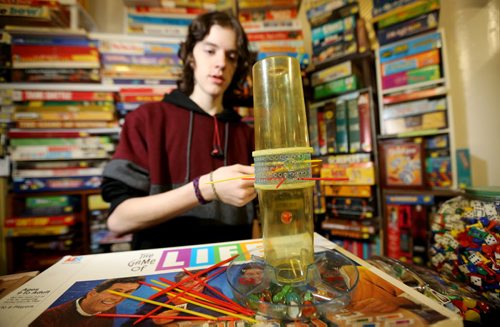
5,189,101,273
370,0,434,23
0,83,173,92
382,188,462,198
373,28,459,264
377,128,450,140
237,0,301,13
8,127,121,135
7,189,101,198
306,51,374,74
309,87,374,109
381,78,446,95
88,32,182,44
382,85,448,106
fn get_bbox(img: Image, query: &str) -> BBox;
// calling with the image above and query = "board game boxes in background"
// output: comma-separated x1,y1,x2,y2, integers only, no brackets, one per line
379,135,453,189
314,75,359,100
306,0,370,67
239,1,307,69
309,90,373,156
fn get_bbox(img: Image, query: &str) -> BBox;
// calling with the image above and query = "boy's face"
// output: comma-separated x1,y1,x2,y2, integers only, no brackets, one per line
191,24,238,99
81,282,139,314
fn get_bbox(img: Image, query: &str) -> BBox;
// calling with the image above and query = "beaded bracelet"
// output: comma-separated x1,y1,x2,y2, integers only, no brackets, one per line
210,171,221,201
193,176,209,205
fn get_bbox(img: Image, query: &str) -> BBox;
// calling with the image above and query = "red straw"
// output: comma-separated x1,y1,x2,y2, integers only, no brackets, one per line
276,178,286,189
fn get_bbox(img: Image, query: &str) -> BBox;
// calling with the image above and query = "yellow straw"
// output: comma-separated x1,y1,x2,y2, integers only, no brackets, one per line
106,290,217,320
205,175,255,184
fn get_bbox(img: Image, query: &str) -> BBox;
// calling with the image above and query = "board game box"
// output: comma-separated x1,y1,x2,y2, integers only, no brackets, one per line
0,234,462,326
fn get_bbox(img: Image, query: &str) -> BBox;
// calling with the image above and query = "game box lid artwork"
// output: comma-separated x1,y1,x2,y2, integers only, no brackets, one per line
0,234,462,326
379,138,426,189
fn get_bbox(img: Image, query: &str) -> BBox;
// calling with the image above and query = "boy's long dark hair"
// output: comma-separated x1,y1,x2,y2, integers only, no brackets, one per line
177,11,252,101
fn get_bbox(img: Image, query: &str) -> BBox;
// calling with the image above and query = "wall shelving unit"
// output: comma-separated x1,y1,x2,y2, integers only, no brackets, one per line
373,25,461,265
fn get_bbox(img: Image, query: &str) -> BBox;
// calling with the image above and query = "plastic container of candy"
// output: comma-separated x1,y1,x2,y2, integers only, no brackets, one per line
226,247,359,322
429,187,500,305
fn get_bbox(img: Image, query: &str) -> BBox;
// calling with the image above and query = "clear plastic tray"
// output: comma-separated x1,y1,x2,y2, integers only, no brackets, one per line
226,247,359,321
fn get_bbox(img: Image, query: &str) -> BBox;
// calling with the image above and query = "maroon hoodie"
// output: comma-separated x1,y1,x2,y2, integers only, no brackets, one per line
101,90,255,249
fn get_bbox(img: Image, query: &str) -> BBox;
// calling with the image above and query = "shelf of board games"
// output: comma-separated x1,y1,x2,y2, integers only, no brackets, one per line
122,0,234,37
0,0,97,31
306,86,382,260
1,28,183,90
302,2,382,259
1,22,185,90
306,52,377,91
1,117,128,273
374,27,462,266
4,189,101,274
374,29,458,190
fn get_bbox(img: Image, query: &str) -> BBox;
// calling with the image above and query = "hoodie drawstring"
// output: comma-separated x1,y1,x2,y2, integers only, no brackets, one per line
223,122,228,166
185,112,229,183
211,115,224,158
184,111,194,183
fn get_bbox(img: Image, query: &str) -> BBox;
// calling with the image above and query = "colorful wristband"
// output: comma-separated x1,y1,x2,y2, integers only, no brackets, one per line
193,176,209,205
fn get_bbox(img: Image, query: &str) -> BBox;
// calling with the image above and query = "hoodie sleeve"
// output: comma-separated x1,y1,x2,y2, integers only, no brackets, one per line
101,177,148,215
102,107,151,193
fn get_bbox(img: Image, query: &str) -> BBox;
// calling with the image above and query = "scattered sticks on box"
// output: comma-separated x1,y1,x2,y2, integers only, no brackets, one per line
96,254,258,324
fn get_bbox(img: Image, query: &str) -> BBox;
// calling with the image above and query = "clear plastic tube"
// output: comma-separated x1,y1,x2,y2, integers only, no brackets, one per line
252,56,314,284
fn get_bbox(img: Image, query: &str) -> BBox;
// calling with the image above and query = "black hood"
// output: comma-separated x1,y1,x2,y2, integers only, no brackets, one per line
162,89,242,123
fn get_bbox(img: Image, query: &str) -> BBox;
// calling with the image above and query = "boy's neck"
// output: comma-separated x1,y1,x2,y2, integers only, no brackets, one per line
190,92,223,116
